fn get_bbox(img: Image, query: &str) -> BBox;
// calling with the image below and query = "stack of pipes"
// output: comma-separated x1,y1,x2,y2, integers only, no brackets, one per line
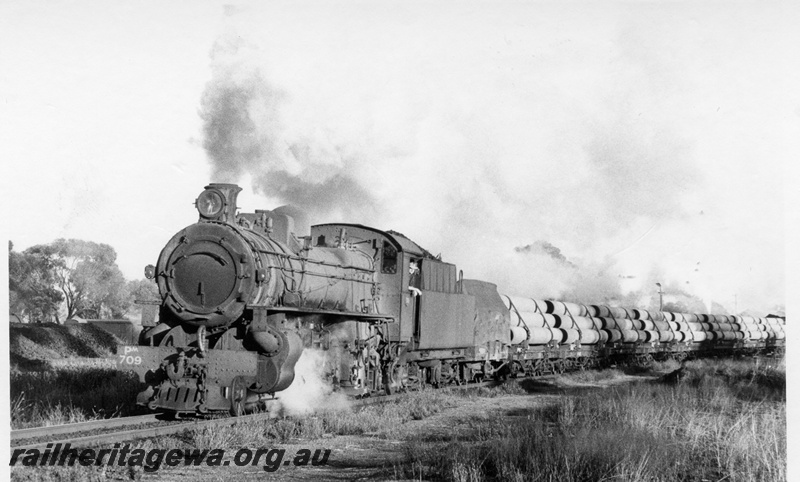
501,295,785,346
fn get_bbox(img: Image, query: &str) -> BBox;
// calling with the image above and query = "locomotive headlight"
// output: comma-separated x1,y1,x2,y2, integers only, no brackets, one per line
196,189,224,218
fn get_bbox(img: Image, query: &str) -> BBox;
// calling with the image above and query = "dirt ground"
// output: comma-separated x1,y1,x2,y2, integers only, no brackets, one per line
131,374,658,481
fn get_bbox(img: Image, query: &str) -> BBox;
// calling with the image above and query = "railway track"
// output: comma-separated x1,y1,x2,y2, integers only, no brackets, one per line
10,378,514,451
18,351,770,452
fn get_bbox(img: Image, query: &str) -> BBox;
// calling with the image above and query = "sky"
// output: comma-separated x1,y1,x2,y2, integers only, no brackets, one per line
1,1,798,315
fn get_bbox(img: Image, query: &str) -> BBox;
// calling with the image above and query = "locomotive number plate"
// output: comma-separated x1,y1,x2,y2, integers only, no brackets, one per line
117,346,143,366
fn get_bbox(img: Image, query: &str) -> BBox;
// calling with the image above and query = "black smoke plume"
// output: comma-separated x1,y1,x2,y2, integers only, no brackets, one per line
199,34,376,219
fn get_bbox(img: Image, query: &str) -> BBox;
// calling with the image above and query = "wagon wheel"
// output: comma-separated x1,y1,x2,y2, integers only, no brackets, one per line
532,359,544,377
523,360,535,377
384,360,409,395
430,363,442,388
228,376,247,417
409,367,426,390
510,361,523,378
439,362,458,385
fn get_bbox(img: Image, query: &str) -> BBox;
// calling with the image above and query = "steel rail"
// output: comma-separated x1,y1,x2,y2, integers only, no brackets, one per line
11,414,160,442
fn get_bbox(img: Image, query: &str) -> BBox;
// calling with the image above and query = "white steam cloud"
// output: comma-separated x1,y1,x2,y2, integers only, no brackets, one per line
197,7,785,316
277,348,350,417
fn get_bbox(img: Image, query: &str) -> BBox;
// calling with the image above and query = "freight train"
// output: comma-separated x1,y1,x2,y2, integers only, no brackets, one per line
121,183,785,416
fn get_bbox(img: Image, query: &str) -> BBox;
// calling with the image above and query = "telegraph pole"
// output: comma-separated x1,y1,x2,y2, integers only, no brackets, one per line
656,283,663,311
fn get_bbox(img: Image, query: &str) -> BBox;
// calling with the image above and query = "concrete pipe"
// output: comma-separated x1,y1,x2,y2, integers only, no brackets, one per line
608,307,628,319
560,328,580,344
510,326,527,344
506,296,543,313
573,316,599,330
608,318,634,330
551,314,595,330
528,327,554,344
544,300,587,316
515,311,548,328
602,329,622,343
550,314,570,328
580,330,601,345
654,320,670,331
642,330,660,342
548,329,565,344
542,300,562,314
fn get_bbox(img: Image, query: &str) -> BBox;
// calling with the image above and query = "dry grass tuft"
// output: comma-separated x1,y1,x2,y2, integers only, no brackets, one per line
11,366,143,429
399,356,786,482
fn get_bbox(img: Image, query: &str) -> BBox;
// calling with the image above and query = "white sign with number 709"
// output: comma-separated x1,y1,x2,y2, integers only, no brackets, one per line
119,346,142,365
119,354,142,365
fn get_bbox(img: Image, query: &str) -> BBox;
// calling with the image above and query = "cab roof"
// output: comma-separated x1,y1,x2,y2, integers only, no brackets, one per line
312,223,439,260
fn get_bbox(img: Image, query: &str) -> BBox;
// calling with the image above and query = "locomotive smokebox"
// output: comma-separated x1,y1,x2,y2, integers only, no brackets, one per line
155,184,255,328
156,221,255,327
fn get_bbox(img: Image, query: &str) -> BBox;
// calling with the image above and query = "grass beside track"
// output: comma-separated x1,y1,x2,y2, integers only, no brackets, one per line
9,356,785,481
402,356,786,482
11,365,143,429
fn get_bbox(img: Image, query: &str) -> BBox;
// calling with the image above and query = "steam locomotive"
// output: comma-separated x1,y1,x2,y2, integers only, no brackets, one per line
122,183,785,416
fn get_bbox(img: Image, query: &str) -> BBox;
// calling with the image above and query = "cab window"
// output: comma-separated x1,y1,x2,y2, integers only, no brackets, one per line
381,241,397,274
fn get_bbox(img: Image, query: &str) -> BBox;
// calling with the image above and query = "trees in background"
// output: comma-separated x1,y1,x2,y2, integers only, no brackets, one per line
8,239,158,323
49,239,130,319
127,278,160,304
9,241,64,323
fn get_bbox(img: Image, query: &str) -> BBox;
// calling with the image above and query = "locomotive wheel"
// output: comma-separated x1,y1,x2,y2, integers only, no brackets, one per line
229,376,247,417
384,361,409,395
